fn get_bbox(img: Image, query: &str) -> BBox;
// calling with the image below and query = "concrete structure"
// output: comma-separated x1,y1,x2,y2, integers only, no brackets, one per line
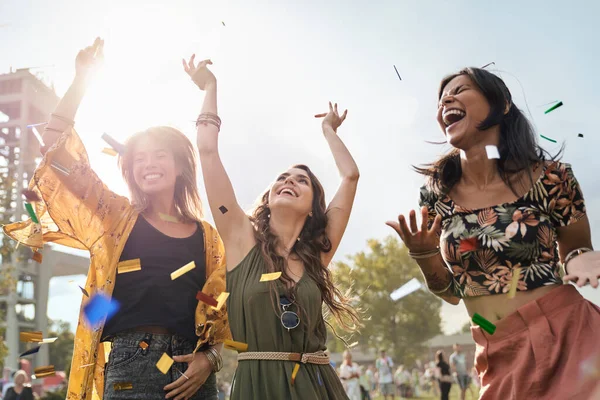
0,68,90,370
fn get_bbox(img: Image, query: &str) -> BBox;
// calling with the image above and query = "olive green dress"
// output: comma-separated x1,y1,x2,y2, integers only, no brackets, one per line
226,246,349,400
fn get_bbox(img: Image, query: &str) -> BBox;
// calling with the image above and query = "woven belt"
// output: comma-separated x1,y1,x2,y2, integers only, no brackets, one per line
237,351,330,365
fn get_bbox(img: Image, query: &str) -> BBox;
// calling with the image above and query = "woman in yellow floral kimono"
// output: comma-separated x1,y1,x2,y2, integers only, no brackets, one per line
3,38,230,400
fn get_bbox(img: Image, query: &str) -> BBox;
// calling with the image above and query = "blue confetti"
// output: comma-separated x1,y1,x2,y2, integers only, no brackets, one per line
83,293,120,328
317,371,323,386
20,346,42,357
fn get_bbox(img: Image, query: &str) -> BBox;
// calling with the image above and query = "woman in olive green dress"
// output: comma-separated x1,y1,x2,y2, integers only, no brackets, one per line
183,55,360,399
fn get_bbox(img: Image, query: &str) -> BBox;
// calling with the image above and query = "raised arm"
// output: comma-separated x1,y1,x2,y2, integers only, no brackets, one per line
316,102,359,266
183,56,254,262
41,38,103,154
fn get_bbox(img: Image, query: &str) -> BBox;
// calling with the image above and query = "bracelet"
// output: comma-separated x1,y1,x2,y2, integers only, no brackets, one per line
50,113,75,126
563,247,593,274
196,113,221,130
203,347,223,372
196,119,221,131
409,248,440,259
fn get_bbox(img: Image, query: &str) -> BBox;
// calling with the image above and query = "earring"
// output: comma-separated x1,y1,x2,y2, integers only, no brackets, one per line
309,212,313,217
297,237,300,242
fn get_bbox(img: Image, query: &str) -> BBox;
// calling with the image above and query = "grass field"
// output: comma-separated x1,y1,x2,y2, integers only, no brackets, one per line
371,385,480,400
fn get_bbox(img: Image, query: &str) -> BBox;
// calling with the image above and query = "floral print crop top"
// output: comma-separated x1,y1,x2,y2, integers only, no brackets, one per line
419,161,586,298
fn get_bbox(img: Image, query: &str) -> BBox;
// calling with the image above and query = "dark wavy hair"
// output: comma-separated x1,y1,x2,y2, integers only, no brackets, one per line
415,67,561,195
250,164,360,332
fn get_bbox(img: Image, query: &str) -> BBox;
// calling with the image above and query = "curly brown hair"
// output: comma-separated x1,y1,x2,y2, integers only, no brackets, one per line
250,164,360,332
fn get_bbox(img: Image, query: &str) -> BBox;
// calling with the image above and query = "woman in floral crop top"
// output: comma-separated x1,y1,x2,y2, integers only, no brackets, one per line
388,67,600,399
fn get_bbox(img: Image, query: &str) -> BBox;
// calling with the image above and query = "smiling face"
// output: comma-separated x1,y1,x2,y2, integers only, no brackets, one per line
131,136,180,197
437,75,493,149
268,167,314,216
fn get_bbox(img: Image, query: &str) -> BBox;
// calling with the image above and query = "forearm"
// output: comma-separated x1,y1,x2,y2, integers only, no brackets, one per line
416,253,459,304
196,82,219,153
323,126,359,180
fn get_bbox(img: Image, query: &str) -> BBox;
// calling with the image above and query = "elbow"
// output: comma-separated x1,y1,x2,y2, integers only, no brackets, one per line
343,169,360,182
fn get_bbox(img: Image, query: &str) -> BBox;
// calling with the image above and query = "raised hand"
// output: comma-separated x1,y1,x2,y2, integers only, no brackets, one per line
183,54,216,90
315,102,348,133
75,37,104,80
386,207,442,253
563,251,600,288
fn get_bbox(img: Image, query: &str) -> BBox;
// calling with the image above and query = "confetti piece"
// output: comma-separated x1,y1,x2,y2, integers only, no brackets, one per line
114,382,133,391
20,331,43,342
34,365,55,378
219,205,228,214
139,341,149,350
41,337,58,344
318,370,323,386
25,203,39,224
291,363,300,385
20,346,41,357
485,145,500,160
79,286,89,297
156,353,174,374
472,313,496,335
578,133,584,138
101,147,118,157
223,339,248,352
101,133,126,155
158,213,179,223
260,272,282,282
104,342,112,363
222,21,226,26
32,251,43,263
27,122,47,128
83,293,120,328
507,267,521,299
50,161,70,175
211,292,229,311
544,101,563,114
540,134,557,143
390,277,422,301
481,62,495,69
393,65,402,81
31,127,45,146
171,261,196,280
196,291,218,307
117,259,141,274
22,189,41,202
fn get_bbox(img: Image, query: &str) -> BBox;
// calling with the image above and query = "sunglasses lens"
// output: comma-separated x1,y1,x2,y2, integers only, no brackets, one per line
281,311,300,329
280,296,293,307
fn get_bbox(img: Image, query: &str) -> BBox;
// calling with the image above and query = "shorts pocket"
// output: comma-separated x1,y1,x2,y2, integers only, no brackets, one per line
107,346,144,371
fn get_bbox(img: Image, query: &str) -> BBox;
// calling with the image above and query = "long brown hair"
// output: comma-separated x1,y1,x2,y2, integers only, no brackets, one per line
415,67,561,196
250,164,360,332
119,126,203,222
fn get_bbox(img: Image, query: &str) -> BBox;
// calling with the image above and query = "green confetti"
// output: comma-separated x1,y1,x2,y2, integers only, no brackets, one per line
472,313,496,335
544,101,563,114
540,135,557,143
25,203,39,224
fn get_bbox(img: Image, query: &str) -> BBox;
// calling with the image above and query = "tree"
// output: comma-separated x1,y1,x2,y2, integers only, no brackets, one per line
47,319,75,375
329,236,443,366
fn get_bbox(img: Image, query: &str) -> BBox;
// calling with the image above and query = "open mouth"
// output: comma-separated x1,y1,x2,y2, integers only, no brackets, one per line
443,109,466,128
277,187,297,197
144,173,163,182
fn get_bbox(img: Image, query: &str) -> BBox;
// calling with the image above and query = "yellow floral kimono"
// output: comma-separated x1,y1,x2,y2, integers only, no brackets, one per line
3,128,231,400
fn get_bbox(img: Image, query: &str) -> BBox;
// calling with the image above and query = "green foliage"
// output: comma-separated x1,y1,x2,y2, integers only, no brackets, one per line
47,319,75,375
329,236,443,365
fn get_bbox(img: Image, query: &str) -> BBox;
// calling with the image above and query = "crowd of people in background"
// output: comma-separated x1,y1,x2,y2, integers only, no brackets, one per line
336,347,481,400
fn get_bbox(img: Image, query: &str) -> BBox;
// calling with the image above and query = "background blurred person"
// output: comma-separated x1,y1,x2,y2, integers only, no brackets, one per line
4,370,33,400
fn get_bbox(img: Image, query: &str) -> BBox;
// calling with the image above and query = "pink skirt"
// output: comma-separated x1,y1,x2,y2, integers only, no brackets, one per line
471,284,600,400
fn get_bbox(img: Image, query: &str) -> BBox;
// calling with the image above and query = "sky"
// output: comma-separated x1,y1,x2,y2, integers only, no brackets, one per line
1,0,599,336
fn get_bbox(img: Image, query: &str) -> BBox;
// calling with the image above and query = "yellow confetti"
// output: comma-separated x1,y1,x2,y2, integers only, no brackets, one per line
211,292,230,311
20,331,43,342
34,365,55,378
113,382,133,390
117,259,142,274
158,213,179,223
171,261,196,280
101,147,118,157
156,353,174,374
139,341,149,350
260,272,282,282
103,342,112,363
223,339,248,353
291,363,300,385
32,251,43,263
507,267,522,299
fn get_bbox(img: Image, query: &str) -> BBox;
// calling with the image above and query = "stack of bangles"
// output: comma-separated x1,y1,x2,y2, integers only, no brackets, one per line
196,112,221,131
43,113,75,134
203,347,223,372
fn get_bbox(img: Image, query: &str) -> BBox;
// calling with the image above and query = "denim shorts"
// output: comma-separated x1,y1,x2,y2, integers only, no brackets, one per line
456,374,470,390
103,331,218,400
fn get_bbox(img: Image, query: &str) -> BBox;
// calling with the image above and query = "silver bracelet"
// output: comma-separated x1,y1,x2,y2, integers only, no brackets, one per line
563,247,593,274
409,248,440,259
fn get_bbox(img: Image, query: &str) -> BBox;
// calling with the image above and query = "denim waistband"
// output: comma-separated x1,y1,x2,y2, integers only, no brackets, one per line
104,331,202,352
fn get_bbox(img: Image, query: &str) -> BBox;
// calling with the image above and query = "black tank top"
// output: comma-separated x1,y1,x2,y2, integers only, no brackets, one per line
102,216,206,341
